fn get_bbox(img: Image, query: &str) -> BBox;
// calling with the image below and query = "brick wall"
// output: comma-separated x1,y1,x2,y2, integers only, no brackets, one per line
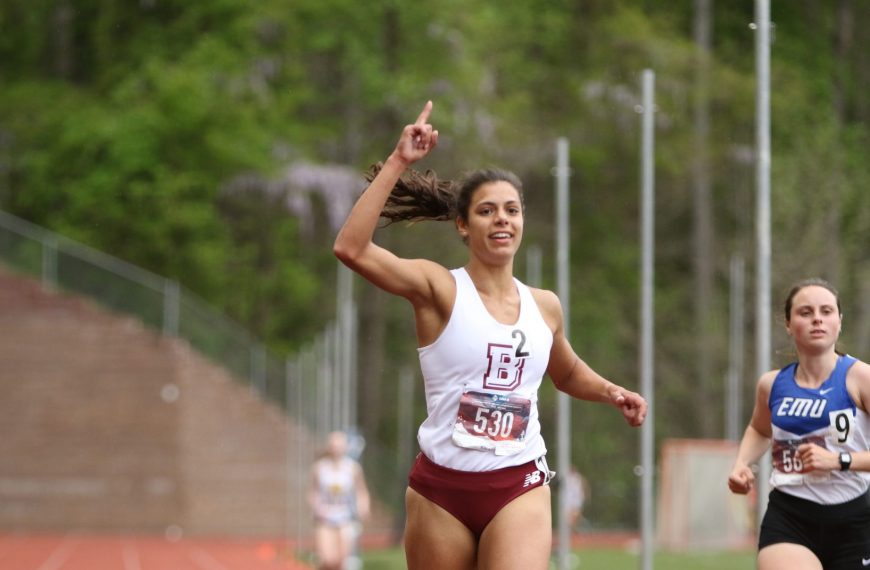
0,268,314,536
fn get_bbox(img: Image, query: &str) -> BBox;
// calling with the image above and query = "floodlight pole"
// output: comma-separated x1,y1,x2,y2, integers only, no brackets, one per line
726,254,746,441
754,0,772,522
639,68,656,570
337,262,356,431
555,137,572,570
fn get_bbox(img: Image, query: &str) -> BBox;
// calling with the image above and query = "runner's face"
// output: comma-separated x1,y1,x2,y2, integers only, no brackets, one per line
327,432,347,458
786,286,842,353
457,181,523,262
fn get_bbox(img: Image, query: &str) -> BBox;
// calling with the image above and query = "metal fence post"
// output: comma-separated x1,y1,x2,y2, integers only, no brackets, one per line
251,344,267,396
163,279,180,337
41,234,57,289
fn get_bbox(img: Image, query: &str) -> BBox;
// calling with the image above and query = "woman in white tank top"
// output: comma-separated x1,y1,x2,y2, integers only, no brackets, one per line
308,431,370,570
334,101,647,570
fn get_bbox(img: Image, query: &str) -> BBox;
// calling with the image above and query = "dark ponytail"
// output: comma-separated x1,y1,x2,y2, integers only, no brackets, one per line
366,162,458,225
366,163,525,225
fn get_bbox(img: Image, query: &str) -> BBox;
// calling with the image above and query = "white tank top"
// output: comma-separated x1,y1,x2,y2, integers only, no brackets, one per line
416,268,553,471
314,457,357,523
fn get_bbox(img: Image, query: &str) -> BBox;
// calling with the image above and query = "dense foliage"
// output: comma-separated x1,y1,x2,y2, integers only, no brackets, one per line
2,0,868,527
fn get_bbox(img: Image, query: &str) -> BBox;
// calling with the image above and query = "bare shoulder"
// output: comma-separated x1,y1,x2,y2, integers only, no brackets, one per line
414,257,454,285
747,370,778,431
529,287,562,331
756,369,779,395
758,369,779,386
404,258,455,303
848,358,870,380
846,359,870,411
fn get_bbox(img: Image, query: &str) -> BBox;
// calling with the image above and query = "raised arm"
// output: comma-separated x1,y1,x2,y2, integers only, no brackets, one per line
333,101,443,304
535,289,647,427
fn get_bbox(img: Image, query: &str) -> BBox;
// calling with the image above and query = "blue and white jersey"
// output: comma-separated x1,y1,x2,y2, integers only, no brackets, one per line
768,355,870,504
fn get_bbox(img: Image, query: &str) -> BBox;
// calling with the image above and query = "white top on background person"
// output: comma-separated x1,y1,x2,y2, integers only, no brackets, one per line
312,454,361,525
333,100,646,570
728,278,870,570
309,431,370,524
308,431,370,570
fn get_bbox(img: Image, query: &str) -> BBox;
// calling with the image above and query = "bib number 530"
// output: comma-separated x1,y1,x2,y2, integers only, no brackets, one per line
474,407,515,438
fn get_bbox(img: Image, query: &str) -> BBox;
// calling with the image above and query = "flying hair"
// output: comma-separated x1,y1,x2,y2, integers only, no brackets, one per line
365,162,525,227
366,162,457,225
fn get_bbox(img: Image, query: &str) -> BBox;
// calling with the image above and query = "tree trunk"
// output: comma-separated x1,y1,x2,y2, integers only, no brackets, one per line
0,129,10,208
52,0,74,79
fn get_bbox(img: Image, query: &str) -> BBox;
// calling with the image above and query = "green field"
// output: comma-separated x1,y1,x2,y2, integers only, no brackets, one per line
360,547,756,569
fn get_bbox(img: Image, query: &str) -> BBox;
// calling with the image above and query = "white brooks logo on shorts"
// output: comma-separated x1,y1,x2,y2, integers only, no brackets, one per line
862,557,870,566
524,471,541,487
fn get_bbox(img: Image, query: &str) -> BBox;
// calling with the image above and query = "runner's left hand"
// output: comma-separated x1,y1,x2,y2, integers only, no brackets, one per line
797,442,838,472
608,387,647,427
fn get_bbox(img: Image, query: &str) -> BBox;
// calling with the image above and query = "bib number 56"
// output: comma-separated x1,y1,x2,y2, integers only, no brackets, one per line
780,448,803,473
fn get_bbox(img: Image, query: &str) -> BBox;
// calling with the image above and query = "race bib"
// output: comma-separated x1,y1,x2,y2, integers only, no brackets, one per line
770,435,830,485
452,390,531,456
828,409,856,445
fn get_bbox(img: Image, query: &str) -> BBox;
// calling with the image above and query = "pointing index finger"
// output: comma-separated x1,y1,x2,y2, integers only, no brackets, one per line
415,100,433,125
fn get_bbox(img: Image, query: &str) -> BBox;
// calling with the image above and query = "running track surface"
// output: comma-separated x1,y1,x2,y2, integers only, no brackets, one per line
0,533,311,570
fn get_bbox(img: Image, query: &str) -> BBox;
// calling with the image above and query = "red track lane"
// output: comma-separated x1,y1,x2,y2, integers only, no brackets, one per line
0,534,311,570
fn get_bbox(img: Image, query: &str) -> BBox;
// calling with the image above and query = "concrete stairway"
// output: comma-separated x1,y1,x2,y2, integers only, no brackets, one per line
0,267,313,536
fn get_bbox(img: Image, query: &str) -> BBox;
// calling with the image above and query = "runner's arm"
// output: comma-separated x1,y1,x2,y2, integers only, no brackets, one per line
536,289,646,427
728,372,774,494
333,102,443,304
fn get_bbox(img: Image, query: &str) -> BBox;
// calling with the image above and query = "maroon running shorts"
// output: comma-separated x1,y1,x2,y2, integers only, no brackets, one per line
408,452,552,538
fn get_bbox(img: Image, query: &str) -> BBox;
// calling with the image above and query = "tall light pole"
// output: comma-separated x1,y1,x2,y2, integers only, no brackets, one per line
753,0,772,520
638,68,656,570
554,137,572,570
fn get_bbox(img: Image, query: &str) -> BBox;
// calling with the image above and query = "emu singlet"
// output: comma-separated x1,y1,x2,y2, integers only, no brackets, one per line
416,268,553,472
768,355,870,504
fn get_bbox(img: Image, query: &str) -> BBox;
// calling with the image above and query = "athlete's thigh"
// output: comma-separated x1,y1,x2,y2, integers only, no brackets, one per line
403,487,477,570
336,523,355,560
314,525,342,564
758,543,823,570
478,485,552,570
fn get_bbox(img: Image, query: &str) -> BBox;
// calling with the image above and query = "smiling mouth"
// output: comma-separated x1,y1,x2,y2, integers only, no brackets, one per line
489,233,512,239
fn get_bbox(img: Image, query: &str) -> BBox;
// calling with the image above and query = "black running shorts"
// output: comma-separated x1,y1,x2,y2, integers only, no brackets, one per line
759,488,870,570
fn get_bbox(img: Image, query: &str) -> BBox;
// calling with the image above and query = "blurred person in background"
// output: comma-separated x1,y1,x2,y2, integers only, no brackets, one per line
564,465,589,532
309,430,370,570
333,100,646,570
728,278,870,570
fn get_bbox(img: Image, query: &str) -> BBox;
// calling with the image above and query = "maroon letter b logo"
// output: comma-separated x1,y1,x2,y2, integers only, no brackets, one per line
483,343,525,390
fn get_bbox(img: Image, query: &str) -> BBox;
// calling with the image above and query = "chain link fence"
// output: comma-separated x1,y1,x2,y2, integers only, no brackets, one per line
0,209,394,544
